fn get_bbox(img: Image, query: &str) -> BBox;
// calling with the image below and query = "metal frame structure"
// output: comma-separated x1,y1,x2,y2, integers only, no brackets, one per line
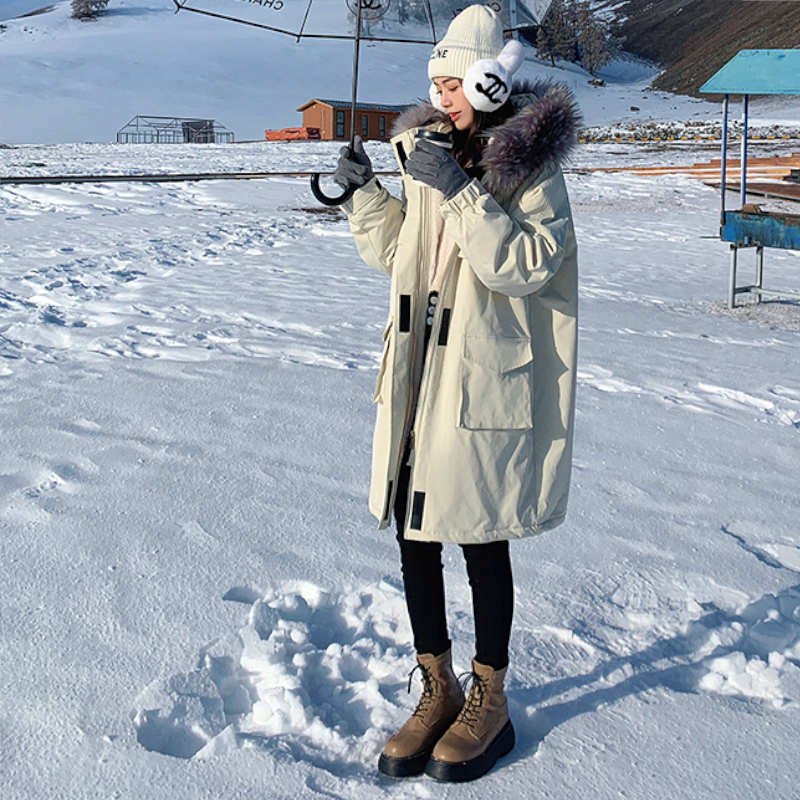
700,50,800,308
116,115,235,144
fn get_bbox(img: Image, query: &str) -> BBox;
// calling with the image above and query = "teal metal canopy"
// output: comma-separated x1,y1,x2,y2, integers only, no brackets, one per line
699,49,800,95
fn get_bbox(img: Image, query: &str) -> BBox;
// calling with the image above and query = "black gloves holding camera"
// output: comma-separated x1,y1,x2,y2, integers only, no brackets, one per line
332,134,470,200
405,138,471,200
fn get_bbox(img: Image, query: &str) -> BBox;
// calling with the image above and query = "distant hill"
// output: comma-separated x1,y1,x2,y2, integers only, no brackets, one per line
0,1,54,21
602,0,800,96
2,0,798,143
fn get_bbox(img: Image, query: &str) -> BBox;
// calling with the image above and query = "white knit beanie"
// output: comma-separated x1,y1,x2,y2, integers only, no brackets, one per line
427,4,524,113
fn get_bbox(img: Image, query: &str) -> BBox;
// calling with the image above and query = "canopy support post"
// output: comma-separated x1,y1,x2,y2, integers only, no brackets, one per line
424,0,437,43
740,93,749,208
755,246,764,305
509,0,519,39
720,94,728,224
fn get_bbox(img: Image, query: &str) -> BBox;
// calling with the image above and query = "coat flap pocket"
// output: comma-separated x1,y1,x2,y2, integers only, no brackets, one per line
463,335,533,372
458,335,534,430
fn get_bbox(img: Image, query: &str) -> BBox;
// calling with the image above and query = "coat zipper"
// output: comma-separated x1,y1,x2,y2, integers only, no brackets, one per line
400,201,459,534
381,168,426,527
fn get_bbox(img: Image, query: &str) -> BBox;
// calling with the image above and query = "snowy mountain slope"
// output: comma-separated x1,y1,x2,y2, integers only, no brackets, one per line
3,0,800,146
0,0,434,144
599,0,800,97
0,0,771,146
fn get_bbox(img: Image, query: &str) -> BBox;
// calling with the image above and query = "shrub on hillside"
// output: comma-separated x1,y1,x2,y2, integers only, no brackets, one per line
71,0,109,20
536,0,611,75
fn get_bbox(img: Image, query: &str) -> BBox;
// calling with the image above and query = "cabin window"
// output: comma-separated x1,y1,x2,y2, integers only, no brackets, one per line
336,110,345,138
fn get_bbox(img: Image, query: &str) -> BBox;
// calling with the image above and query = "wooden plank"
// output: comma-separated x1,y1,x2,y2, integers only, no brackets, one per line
706,180,800,203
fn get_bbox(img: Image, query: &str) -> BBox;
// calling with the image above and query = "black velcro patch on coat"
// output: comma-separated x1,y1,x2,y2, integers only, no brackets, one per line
396,141,408,171
382,480,393,522
437,308,451,346
410,491,425,530
399,295,411,332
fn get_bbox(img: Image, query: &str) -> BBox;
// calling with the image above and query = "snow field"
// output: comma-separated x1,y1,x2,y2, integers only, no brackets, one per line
129,570,800,771
0,175,392,371
2,138,800,798
3,0,800,796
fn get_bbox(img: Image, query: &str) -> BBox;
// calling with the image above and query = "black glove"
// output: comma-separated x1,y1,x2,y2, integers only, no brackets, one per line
332,134,374,189
405,138,471,199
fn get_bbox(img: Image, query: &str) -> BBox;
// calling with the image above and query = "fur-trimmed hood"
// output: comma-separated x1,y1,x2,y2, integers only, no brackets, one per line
391,78,582,198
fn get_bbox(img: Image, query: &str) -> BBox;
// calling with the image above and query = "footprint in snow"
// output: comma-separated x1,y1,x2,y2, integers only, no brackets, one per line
693,525,800,708
132,579,416,772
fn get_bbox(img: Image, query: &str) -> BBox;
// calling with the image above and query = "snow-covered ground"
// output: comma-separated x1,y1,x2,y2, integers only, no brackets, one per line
2,137,800,799
5,137,800,180
3,1,800,797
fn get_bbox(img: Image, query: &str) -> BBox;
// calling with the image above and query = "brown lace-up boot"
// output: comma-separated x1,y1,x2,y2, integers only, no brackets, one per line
378,647,465,778
424,658,515,782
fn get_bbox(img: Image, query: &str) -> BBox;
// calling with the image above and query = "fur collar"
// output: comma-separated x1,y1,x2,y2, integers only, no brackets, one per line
391,78,582,198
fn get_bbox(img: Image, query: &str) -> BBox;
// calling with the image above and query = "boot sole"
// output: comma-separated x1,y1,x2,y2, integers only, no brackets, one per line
423,720,515,783
378,748,433,778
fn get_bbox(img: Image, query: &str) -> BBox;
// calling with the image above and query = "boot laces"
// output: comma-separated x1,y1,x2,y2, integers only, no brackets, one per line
454,670,487,730
407,662,436,719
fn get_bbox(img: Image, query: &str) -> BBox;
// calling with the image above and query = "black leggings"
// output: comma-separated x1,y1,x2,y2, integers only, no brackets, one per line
393,462,514,670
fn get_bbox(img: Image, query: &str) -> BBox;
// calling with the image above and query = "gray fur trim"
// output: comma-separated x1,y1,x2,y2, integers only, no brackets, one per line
390,77,582,198
481,78,582,196
389,99,447,138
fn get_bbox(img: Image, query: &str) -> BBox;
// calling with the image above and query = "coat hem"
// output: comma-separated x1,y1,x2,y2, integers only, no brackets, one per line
388,513,567,543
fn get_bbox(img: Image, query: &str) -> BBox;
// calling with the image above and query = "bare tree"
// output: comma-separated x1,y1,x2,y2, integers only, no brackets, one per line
536,21,557,66
71,0,109,19
577,1,610,76
536,0,573,65
564,0,582,61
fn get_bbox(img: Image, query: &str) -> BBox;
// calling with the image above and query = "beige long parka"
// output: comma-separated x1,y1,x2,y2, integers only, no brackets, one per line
342,78,582,544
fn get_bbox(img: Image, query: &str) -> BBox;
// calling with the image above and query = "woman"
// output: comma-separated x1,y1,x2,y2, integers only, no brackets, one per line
334,4,581,783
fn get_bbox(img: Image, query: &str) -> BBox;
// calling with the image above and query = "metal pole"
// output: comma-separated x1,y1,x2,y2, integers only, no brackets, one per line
756,246,764,304
729,244,737,309
720,94,728,224
509,0,519,39
424,0,437,42
296,0,313,42
740,93,749,208
349,0,364,149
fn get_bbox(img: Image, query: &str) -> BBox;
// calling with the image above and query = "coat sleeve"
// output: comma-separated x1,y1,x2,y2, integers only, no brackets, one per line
438,167,571,298
341,175,406,277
